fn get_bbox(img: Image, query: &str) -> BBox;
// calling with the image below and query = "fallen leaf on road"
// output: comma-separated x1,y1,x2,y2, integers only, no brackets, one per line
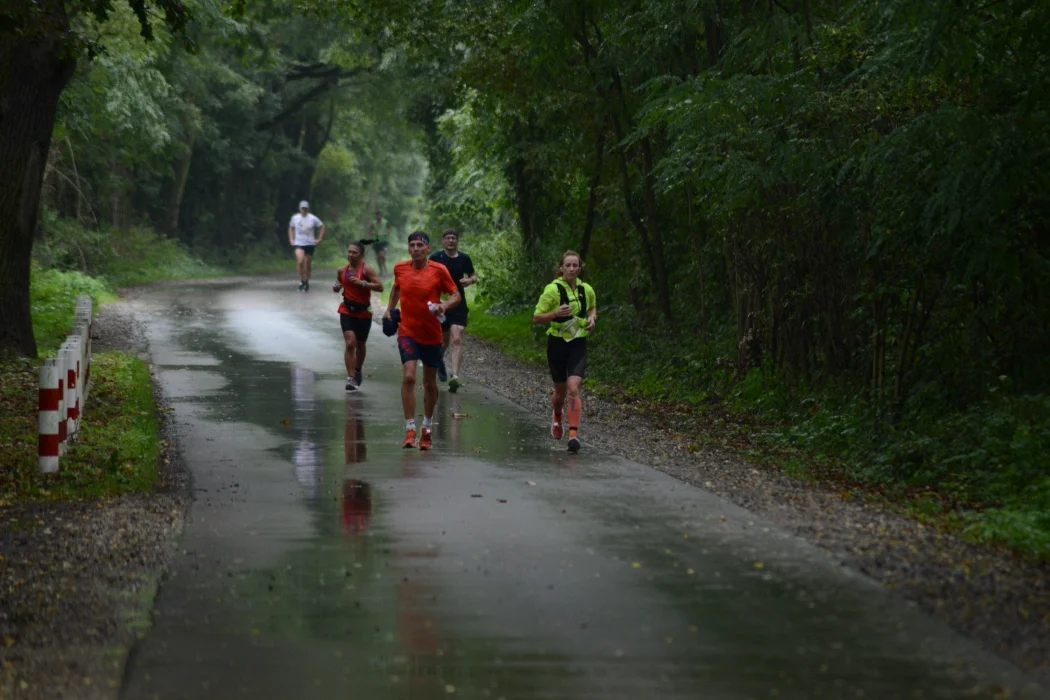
471,494,482,498
526,480,536,486
451,412,470,419
279,418,291,427
753,561,764,570
497,499,507,503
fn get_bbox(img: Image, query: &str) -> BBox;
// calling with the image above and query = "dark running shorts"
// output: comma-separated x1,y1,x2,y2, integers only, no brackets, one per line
296,245,316,256
441,304,468,331
373,241,388,252
398,335,444,369
547,336,587,383
340,314,373,341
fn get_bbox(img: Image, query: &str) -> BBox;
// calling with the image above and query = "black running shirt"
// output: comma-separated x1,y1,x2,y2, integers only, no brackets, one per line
428,250,475,310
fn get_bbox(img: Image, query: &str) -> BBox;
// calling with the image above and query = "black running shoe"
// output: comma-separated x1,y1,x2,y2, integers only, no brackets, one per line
567,430,581,453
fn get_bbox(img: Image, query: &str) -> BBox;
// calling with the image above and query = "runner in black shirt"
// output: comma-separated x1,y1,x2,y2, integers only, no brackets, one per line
429,229,477,392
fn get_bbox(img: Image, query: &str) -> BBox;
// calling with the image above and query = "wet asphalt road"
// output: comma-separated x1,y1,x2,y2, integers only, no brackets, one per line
120,277,1043,700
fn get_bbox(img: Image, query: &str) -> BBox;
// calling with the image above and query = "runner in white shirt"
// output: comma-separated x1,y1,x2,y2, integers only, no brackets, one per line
288,200,326,292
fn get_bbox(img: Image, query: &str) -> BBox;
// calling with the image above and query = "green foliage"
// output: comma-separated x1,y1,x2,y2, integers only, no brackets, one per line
0,352,160,504
30,264,114,355
35,210,215,287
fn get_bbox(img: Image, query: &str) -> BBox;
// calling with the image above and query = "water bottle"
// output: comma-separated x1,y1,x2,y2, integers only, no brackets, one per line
428,301,446,323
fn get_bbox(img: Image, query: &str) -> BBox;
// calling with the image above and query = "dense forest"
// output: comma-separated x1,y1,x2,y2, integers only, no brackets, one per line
2,0,1048,553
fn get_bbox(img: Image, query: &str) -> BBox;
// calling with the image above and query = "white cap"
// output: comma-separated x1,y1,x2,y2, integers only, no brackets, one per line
299,200,309,209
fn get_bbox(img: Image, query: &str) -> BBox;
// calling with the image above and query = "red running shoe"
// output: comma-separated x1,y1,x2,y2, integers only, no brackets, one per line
551,413,564,440
419,427,433,451
403,428,417,449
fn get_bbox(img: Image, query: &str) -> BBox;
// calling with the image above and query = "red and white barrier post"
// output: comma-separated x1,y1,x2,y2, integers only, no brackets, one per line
38,295,95,473
39,360,62,473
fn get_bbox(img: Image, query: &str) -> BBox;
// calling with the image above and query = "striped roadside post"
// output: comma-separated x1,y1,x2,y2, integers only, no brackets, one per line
56,347,68,454
63,338,81,439
39,360,62,473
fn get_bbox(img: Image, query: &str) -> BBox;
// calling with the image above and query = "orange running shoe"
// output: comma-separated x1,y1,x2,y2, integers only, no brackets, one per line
551,413,563,440
419,427,433,451
403,428,417,449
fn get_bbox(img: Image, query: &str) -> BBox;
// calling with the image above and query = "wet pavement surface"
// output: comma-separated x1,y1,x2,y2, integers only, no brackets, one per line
121,278,1044,700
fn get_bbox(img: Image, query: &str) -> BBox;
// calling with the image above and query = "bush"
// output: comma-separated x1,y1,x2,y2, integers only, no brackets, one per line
30,263,114,354
35,209,215,286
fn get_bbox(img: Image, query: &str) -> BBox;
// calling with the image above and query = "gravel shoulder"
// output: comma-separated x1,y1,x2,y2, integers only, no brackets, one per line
0,299,188,700
457,332,1050,685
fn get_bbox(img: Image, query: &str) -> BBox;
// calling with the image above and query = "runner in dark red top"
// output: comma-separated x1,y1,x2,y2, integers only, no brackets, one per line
384,232,460,450
332,240,383,391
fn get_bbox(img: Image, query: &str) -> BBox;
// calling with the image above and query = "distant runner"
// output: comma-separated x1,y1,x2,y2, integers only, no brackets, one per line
429,228,477,393
532,250,597,453
333,240,382,391
288,201,325,292
369,209,390,277
385,232,460,450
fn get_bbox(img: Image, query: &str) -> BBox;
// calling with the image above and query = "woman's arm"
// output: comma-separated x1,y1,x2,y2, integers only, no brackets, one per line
362,265,384,293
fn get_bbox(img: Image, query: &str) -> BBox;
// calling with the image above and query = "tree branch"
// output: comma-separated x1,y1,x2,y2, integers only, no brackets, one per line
255,67,366,130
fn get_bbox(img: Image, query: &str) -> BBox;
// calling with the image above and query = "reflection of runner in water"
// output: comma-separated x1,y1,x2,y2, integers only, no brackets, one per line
333,240,383,392
532,251,597,454
342,401,371,534
290,366,322,498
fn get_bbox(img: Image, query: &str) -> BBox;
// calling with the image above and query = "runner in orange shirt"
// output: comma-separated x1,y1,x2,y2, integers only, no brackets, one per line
384,232,461,450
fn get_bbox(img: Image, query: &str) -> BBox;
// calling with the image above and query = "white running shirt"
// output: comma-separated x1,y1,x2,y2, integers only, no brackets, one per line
290,212,324,245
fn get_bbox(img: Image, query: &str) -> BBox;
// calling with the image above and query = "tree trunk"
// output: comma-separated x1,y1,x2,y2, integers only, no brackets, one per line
640,137,673,321
579,129,605,260
0,0,77,357
168,108,197,234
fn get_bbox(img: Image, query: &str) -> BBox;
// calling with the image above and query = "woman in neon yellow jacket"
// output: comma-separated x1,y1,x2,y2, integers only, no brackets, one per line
532,250,597,453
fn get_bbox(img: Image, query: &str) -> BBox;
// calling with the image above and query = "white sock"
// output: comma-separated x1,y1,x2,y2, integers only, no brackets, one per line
422,416,433,428
405,419,416,430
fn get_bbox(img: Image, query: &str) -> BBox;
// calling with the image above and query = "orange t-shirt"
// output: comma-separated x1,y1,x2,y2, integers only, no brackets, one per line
393,260,457,345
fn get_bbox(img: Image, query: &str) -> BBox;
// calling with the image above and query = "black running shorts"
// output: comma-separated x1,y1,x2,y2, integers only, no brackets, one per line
296,245,316,256
547,336,587,383
340,314,372,341
441,304,468,330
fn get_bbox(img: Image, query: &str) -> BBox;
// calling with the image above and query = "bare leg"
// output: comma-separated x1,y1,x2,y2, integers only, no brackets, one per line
449,325,464,376
295,248,306,279
552,381,567,419
401,361,417,420
422,365,439,419
356,340,367,372
342,330,357,377
566,376,583,430
304,253,313,280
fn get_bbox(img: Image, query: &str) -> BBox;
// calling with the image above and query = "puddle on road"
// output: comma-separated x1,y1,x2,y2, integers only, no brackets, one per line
121,282,1043,700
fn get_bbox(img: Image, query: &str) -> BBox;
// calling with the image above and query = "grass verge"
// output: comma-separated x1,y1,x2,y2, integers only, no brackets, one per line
0,352,160,504
466,302,1050,559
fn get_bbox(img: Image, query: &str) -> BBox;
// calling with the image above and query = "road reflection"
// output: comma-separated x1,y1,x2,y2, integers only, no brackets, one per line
342,399,372,535
291,366,322,501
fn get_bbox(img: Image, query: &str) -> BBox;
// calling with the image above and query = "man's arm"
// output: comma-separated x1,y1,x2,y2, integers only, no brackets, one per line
441,290,461,313
316,222,326,244
385,284,400,319
461,257,478,287
288,225,295,245
437,267,461,311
